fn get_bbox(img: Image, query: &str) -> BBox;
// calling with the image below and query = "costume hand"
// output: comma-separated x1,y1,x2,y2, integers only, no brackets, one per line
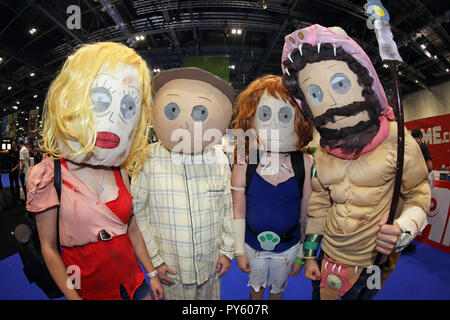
236,255,251,273
304,259,321,281
149,276,164,300
156,264,177,286
376,214,401,255
216,255,231,278
288,260,303,277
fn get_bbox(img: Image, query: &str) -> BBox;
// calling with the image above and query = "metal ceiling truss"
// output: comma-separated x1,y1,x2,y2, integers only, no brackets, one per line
1,0,449,117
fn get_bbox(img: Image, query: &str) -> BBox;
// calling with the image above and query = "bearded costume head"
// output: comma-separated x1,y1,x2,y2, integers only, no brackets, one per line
281,24,395,159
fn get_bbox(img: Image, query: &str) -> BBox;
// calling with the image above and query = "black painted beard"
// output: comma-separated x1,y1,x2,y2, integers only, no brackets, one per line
313,98,383,156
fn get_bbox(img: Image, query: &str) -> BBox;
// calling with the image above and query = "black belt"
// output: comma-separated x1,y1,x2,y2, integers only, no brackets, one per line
98,229,112,241
246,223,299,243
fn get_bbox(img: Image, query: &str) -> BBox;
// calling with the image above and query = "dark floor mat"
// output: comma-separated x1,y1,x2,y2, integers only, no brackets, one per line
0,202,30,260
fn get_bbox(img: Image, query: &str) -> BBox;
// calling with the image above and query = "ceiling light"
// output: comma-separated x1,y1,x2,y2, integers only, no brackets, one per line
237,29,242,35
262,0,268,9
229,65,235,70
30,72,35,77
0,57,3,63
7,86,12,91
433,55,438,60
398,71,402,76
29,27,37,35
415,80,419,83
446,68,449,72
383,64,389,68
231,29,236,34
420,44,426,49
33,95,38,98
12,106,18,110
16,101,20,105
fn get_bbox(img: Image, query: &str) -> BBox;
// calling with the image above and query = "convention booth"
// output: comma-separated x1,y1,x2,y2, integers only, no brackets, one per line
417,180,450,253
406,114,450,253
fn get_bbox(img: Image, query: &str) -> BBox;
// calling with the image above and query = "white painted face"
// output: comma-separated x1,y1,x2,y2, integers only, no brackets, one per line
63,63,142,166
253,91,298,152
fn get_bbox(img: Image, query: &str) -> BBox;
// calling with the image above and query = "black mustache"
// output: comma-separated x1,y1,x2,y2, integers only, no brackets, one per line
318,119,377,140
313,100,375,128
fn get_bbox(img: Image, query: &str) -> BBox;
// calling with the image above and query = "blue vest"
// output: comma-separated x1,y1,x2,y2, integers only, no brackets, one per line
245,173,301,253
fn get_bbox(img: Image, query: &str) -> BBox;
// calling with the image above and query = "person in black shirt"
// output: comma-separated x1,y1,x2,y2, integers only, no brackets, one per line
403,128,433,254
0,141,20,205
411,128,433,172
8,141,20,205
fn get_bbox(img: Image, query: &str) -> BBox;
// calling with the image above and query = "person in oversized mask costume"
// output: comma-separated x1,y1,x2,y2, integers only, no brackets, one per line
281,25,431,300
231,75,314,300
131,67,235,300
26,42,163,300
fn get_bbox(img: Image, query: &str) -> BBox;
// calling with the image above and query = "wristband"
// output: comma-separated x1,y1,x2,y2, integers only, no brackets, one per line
295,258,304,265
233,219,246,256
147,270,158,278
303,234,323,258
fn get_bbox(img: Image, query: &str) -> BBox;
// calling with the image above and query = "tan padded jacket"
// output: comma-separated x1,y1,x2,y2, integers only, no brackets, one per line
306,121,431,267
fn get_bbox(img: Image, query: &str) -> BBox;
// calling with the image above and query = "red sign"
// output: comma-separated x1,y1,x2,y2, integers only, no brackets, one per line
405,113,450,170
415,181,450,253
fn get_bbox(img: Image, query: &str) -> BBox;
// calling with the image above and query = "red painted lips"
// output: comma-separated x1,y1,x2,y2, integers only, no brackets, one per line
96,132,120,149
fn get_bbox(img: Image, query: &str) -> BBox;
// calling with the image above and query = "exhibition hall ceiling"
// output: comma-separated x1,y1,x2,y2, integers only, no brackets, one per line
0,0,449,126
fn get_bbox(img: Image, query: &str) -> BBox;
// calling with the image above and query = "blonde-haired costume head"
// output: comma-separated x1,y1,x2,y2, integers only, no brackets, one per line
41,42,152,176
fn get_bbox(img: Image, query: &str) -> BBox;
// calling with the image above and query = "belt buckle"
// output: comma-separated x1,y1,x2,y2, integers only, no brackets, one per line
98,229,112,241
257,231,280,251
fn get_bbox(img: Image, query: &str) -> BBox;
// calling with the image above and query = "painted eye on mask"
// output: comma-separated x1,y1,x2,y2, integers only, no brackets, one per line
191,105,209,122
278,106,293,124
120,95,137,120
91,87,112,113
257,105,272,122
307,85,323,105
330,73,351,95
164,102,180,120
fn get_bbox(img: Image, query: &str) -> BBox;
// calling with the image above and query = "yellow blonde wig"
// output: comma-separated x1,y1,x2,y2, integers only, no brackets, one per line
41,42,152,176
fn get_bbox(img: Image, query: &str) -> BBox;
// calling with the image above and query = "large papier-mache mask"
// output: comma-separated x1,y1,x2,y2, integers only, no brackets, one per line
152,67,234,154
281,24,395,159
233,75,312,155
42,42,152,169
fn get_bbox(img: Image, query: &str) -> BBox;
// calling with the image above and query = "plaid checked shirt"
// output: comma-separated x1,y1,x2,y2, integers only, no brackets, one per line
131,142,234,285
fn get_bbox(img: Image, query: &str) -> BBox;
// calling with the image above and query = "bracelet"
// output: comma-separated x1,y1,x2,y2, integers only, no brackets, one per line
303,234,323,258
231,186,245,192
147,270,158,278
295,258,304,265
